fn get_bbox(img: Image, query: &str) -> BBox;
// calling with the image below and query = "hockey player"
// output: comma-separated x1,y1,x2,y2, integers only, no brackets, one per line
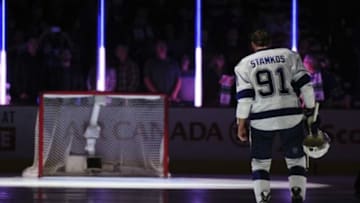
234,29,316,203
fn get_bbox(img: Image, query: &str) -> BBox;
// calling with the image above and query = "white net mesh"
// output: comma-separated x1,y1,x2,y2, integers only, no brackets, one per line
22,93,168,177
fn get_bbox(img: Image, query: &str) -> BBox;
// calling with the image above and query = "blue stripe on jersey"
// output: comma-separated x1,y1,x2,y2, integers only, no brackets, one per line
236,89,255,100
252,169,270,180
291,74,311,92
250,107,302,120
289,166,306,176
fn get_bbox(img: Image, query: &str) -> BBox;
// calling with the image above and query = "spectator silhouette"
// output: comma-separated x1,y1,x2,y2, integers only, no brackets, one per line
46,49,85,91
203,52,234,107
178,54,195,106
303,52,348,108
10,37,42,105
113,43,140,92
143,40,182,102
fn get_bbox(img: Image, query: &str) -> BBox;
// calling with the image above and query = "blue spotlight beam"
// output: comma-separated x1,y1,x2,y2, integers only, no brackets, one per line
291,0,298,51
96,0,106,91
0,0,7,105
194,0,202,107
1,0,4,49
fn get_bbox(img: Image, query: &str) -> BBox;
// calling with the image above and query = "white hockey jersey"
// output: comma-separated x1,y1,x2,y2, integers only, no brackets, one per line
234,48,315,131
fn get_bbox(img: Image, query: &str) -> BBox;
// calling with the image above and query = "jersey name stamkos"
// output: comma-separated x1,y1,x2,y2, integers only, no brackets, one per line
250,55,286,68
235,48,311,131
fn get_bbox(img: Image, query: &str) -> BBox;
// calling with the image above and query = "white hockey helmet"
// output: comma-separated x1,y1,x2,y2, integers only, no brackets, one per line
303,130,330,159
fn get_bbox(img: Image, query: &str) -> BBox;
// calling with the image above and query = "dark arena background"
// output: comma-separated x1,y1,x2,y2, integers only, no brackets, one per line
0,0,360,202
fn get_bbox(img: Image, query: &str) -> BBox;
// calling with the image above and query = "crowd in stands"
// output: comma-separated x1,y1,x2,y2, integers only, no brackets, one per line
5,0,360,108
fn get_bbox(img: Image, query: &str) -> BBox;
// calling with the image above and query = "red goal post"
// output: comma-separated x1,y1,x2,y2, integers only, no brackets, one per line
22,91,169,177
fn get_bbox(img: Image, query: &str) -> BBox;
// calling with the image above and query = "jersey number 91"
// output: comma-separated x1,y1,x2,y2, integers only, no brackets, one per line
255,67,290,97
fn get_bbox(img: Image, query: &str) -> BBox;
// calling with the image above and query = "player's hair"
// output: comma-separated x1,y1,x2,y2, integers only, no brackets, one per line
250,29,272,47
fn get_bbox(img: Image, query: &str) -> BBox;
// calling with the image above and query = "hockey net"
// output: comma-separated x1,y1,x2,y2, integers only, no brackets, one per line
22,92,169,177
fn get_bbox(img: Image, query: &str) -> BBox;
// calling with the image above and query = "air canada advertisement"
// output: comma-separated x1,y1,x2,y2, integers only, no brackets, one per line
0,106,359,163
